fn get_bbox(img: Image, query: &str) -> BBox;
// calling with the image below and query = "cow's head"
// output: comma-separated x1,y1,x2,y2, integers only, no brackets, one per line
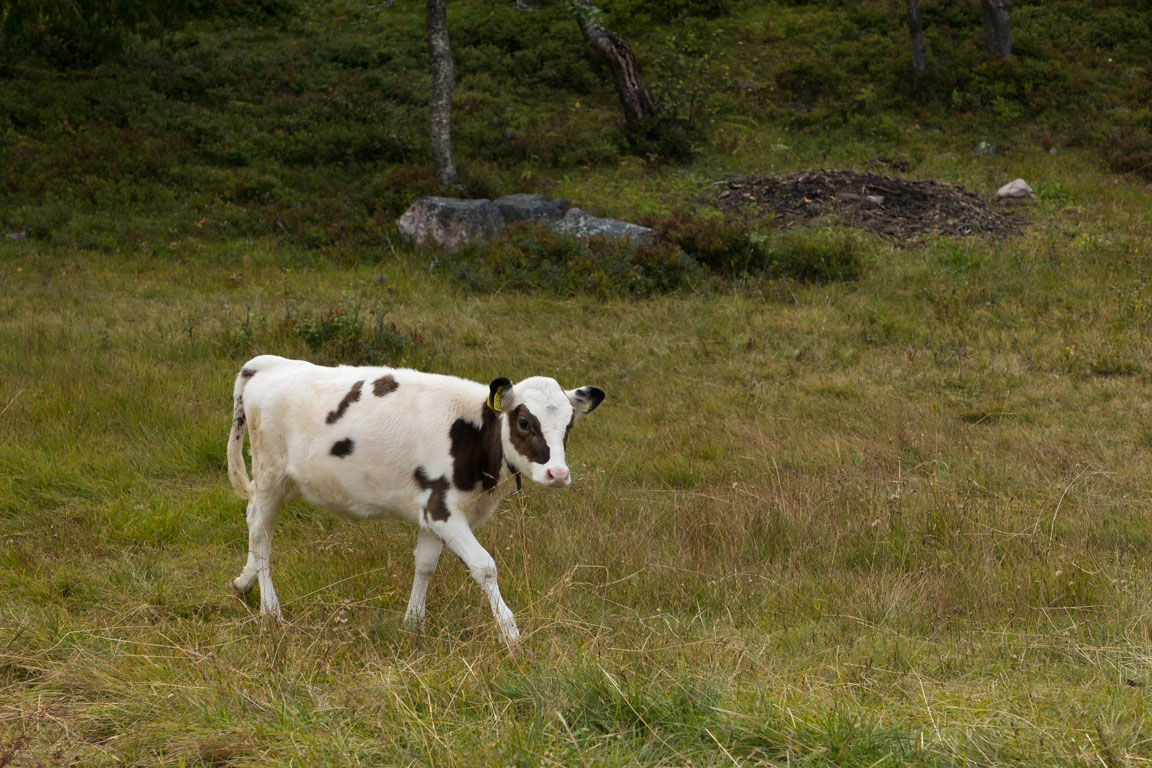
488,376,604,488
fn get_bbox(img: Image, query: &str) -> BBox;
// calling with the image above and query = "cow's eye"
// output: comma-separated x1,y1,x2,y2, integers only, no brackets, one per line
517,418,530,431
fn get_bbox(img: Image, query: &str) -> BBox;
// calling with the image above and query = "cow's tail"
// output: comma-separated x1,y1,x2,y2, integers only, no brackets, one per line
227,363,257,500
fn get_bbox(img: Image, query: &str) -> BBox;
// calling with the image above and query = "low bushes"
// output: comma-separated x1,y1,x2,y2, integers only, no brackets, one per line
218,287,432,367
448,222,704,298
447,215,870,298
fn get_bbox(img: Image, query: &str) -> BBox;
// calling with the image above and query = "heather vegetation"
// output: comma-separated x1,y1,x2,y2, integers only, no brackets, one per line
2,0,1152,765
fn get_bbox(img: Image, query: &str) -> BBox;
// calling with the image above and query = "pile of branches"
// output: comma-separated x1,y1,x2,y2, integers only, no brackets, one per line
715,170,1023,240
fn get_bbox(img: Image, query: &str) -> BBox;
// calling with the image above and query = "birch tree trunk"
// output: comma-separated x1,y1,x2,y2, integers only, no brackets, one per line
981,0,1011,59
570,0,657,127
907,0,927,80
426,0,459,190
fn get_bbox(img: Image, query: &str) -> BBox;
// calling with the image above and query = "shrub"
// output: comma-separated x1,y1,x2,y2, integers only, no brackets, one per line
647,215,867,284
0,0,298,67
449,221,703,298
0,0,154,66
625,117,699,163
449,216,866,299
763,227,868,283
1102,125,1152,180
290,304,423,366
219,288,430,367
640,211,768,275
627,237,704,295
622,0,734,22
222,168,283,203
368,166,439,218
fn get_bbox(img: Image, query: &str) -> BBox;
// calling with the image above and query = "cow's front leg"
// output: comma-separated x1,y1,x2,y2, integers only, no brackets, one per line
404,527,443,632
431,517,520,645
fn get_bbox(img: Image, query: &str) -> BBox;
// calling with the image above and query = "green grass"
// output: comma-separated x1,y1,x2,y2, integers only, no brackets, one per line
3,182,1152,764
4,0,1152,765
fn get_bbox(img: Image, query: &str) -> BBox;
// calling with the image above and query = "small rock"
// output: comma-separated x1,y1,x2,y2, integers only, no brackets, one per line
6,231,26,240
550,208,653,244
973,141,1005,156
996,178,1034,199
836,192,885,206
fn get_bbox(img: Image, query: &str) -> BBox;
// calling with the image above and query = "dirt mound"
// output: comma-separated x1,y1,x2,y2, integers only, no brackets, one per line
715,169,1023,240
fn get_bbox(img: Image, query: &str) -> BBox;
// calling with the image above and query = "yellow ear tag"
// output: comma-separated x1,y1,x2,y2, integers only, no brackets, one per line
488,389,504,413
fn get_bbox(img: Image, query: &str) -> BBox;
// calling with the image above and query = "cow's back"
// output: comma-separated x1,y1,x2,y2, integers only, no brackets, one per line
240,357,489,521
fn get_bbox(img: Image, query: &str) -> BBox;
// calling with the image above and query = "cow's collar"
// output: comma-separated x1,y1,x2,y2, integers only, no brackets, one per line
507,462,522,494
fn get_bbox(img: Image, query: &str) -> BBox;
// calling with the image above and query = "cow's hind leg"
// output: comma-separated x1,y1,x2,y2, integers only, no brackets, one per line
231,490,285,620
404,527,443,632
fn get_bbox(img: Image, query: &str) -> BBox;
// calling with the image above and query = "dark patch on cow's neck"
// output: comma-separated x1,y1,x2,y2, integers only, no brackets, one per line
414,467,451,522
240,367,256,379
563,412,575,448
372,375,398,397
509,405,550,465
450,404,504,491
326,380,364,424
330,438,355,457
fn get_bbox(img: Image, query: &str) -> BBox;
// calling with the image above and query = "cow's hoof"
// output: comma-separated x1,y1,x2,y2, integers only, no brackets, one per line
499,620,521,646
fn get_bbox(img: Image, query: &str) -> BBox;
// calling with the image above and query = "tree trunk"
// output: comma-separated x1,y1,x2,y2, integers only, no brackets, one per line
906,0,926,80
426,0,459,190
570,0,656,127
981,0,1011,59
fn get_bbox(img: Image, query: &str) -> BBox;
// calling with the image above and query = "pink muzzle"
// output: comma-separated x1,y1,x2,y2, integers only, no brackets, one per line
544,467,571,487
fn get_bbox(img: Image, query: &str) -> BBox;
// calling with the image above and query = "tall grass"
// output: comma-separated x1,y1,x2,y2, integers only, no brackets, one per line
3,177,1152,763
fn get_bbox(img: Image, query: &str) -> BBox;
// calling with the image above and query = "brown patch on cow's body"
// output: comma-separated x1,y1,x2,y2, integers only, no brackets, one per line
326,380,364,424
450,404,504,491
415,467,451,522
330,438,355,457
509,405,550,465
372,375,398,397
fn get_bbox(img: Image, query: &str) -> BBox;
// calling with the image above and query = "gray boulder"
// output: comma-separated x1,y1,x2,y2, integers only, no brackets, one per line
493,194,568,223
397,197,504,252
551,207,653,244
996,178,1034,199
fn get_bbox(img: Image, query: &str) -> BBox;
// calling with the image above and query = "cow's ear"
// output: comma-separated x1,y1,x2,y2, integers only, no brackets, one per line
566,386,605,417
488,377,514,413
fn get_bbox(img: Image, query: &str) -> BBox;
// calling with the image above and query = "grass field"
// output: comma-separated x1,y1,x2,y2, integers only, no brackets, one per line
3,1,1152,765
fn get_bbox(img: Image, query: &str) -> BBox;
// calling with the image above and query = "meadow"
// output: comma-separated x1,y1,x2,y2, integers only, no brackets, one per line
2,0,1152,765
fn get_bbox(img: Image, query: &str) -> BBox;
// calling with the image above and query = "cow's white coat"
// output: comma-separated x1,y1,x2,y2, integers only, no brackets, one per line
226,354,603,644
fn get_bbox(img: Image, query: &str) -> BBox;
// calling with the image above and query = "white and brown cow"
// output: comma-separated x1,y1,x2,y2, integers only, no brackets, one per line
226,354,604,644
